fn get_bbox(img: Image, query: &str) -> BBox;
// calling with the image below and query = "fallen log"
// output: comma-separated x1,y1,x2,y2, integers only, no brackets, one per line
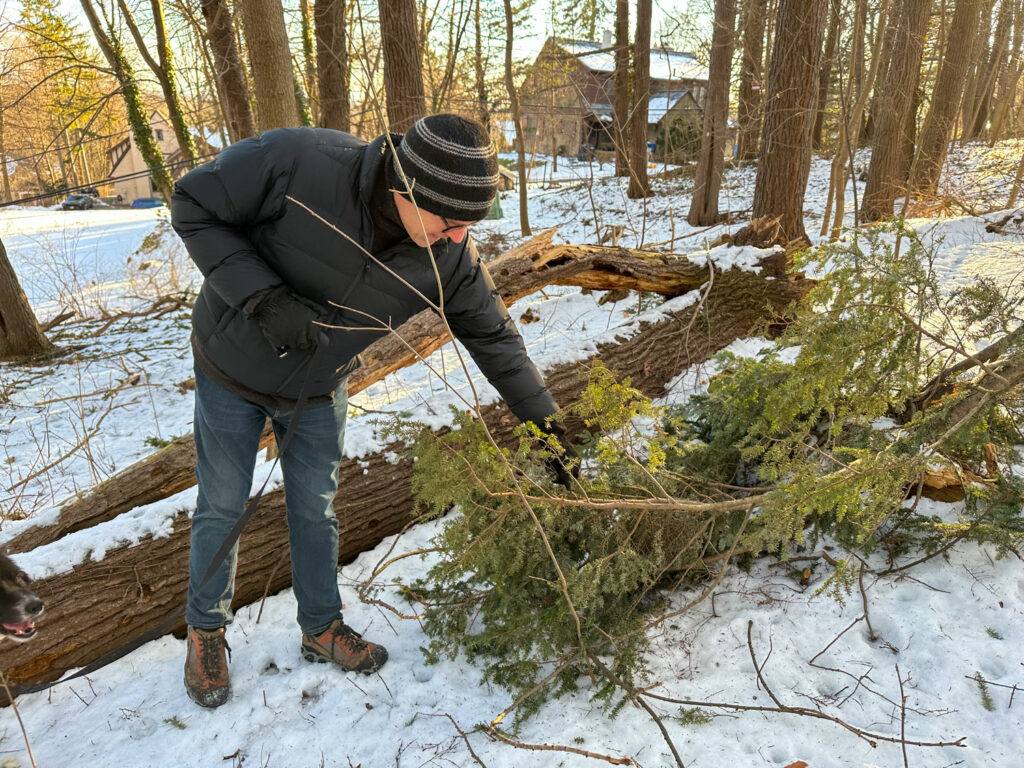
0,264,813,694
2,233,741,555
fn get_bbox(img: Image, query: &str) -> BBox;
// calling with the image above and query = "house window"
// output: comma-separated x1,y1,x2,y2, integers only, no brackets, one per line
155,129,164,141
524,116,538,136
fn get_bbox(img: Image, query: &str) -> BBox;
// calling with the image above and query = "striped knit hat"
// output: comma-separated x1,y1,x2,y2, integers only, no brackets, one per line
388,114,499,221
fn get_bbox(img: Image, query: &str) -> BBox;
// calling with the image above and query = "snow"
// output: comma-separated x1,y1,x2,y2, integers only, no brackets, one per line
0,141,1022,767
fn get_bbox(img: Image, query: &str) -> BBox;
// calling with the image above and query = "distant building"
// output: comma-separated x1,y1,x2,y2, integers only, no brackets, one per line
520,35,709,160
106,111,219,202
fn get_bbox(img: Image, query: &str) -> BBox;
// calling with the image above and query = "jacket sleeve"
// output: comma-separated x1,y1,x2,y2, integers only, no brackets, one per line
442,238,559,427
171,130,297,308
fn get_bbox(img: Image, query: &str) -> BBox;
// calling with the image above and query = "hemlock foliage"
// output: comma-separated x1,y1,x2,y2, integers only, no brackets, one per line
386,221,1023,720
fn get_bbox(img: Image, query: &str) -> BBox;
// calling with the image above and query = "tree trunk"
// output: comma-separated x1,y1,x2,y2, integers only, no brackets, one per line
627,0,651,199
688,0,736,225
751,0,828,248
958,0,996,143
2,234,770,556
240,0,300,130
80,0,174,201
503,0,530,235
0,258,813,695
988,0,1024,143
116,0,200,169
200,0,256,141
736,0,766,162
910,0,982,199
614,0,630,177
315,0,350,132
473,0,490,130
860,0,930,222
0,82,13,202
379,0,425,132
967,0,1006,140
0,237,54,361
300,0,319,122
822,0,888,239
812,0,841,150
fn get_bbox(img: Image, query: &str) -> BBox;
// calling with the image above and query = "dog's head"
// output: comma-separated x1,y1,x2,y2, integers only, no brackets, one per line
0,553,43,642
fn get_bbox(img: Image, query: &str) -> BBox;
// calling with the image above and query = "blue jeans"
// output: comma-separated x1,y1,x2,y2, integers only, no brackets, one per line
187,366,348,635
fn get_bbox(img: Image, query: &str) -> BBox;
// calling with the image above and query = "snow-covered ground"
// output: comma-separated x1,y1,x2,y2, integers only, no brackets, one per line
0,145,1022,767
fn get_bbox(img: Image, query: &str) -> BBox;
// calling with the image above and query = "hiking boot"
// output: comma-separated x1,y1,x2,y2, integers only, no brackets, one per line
184,625,231,708
301,619,388,674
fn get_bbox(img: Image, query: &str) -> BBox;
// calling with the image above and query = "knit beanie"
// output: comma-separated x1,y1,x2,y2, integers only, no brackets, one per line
387,114,499,221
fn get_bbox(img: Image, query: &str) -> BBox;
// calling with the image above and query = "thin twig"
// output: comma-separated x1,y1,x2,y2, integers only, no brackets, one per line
442,714,488,767
485,725,636,765
589,655,686,768
896,663,909,768
0,669,38,768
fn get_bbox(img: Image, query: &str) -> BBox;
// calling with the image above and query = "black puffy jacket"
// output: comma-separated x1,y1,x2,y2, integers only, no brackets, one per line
171,127,557,426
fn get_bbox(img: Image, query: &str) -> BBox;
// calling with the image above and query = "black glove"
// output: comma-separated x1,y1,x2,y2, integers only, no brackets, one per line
542,425,580,489
247,285,324,353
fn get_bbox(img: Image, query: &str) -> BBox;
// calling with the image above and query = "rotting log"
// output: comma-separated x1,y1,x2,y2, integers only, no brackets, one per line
0,264,813,695
2,232,755,555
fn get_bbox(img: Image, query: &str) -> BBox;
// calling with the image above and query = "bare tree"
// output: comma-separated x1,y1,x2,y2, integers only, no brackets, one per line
614,0,630,176
240,0,300,130
80,0,174,200
627,0,651,199
736,0,766,161
199,0,255,141
860,0,929,222
688,0,735,225
963,0,1008,142
0,236,53,361
750,0,827,247
503,0,529,234
473,0,489,129
379,0,426,132
0,80,11,202
116,0,199,167
910,0,982,199
812,0,840,149
316,0,350,131
988,0,1024,143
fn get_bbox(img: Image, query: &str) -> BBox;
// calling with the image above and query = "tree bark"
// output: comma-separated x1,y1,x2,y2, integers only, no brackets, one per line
379,0,426,132
315,0,350,132
2,232,741,555
239,0,300,130
966,0,1006,141
503,0,530,235
736,0,766,162
750,0,828,248
0,260,813,695
0,236,54,361
614,0,631,177
200,0,256,141
860,0,930,222
627,0,652,199
688,0,736,225
910,0,982,199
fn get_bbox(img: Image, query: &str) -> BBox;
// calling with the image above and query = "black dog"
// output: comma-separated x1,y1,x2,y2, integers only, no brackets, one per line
0,553,43,642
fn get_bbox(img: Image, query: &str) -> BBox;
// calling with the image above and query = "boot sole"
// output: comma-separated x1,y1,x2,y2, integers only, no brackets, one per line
185,684,231,708
301,649,383,674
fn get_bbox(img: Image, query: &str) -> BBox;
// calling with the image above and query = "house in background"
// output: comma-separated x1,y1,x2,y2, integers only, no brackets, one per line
519,35,709,161
106,111,219,202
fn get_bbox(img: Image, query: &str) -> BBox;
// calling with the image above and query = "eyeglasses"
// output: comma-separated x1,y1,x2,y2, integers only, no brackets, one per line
439,214,476,234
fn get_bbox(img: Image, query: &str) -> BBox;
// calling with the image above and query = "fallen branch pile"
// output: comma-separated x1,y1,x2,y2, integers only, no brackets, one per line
0,233,813,694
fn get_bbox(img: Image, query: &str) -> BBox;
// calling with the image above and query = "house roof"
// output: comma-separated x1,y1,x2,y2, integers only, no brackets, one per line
647,91,697,124
555,38,709,83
